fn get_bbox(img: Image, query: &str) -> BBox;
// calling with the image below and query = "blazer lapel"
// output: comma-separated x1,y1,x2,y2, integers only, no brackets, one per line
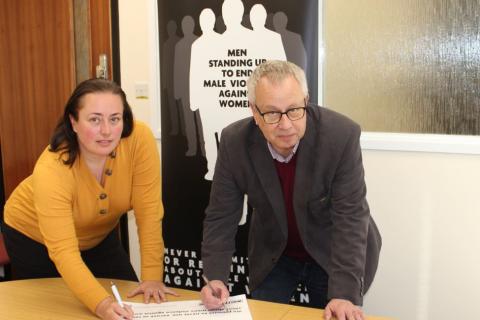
249,128,288,238
293,112,317,232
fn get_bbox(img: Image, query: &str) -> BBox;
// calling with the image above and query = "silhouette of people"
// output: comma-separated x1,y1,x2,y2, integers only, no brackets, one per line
221,0,254,38
162,20,181,135
187,0,287,186
190,9,222,176
174,15,200,156
250,4,286,61
190,0,256,179
273,11,307,70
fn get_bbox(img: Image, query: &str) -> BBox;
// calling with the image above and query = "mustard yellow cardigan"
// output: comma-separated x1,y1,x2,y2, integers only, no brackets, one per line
4,121,164,312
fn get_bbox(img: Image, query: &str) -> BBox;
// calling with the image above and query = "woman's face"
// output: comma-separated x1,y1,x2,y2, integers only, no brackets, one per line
70,92,124,160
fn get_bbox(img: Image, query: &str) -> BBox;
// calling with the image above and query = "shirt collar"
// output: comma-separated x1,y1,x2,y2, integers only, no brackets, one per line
267,142,299,163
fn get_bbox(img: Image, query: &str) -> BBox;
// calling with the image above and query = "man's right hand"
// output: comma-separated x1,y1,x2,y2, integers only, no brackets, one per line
200,280,229,310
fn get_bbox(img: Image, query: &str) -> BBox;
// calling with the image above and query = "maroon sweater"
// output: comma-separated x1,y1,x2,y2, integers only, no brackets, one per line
274,154,312,261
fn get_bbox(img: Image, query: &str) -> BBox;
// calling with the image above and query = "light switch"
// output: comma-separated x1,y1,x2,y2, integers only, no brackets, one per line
134,82,149,99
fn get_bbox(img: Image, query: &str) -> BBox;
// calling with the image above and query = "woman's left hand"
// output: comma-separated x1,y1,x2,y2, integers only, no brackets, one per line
127,280,178,303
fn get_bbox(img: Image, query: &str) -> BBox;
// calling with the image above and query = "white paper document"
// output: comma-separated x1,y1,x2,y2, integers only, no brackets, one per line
127,294,253,320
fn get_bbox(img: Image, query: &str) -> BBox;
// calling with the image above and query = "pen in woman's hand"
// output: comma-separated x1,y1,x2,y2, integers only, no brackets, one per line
111,281,124,307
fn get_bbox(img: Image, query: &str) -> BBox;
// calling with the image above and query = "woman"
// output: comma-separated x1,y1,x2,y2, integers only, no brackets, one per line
2,79,175,319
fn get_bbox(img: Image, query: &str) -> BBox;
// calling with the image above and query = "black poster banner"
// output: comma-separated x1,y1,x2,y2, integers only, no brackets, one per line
158,0,318,304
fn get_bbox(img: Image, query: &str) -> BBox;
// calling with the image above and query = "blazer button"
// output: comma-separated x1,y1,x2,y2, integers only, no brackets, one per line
99,209,107,214
99,193,107,200
105,169,112,176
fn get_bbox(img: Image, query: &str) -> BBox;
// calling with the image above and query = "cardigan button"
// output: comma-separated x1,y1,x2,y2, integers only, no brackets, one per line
105,169,112,176
99,209,107,214
99,193,107,200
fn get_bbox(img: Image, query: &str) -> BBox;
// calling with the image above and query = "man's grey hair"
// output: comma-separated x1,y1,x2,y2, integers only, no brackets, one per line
247,60,309,104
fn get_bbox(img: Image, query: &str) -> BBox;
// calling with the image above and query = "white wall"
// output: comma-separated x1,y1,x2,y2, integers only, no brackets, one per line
118,0,160,278
361,150,480,319
118,1,480,319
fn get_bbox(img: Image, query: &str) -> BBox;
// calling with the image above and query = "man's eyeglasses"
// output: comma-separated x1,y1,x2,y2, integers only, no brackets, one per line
254,102,307,124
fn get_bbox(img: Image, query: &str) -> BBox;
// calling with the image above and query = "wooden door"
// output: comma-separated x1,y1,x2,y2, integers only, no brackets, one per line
0,0,75,198
0,0,113,199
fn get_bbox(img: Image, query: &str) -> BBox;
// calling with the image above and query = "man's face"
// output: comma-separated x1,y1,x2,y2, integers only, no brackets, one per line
251,75,307,157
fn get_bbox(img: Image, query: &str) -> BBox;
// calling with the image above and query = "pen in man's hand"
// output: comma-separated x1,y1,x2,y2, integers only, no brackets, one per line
111,281,124,307
202,275,221,299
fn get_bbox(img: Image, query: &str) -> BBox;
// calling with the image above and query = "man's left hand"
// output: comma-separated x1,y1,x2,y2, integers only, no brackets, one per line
324,298,365,320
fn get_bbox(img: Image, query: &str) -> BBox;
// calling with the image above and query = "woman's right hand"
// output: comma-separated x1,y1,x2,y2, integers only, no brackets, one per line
95,296,134,320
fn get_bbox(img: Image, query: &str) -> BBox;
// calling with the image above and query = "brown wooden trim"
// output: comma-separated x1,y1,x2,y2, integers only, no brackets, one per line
89,0,113,80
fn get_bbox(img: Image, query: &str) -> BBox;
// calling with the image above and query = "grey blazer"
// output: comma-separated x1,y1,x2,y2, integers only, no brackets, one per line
202,105,381,305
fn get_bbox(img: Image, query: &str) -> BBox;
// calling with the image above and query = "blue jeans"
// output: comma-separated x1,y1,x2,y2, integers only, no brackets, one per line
251,255,329,308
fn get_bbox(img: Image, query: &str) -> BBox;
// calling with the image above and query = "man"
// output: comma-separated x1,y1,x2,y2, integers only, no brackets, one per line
201,60,381,320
